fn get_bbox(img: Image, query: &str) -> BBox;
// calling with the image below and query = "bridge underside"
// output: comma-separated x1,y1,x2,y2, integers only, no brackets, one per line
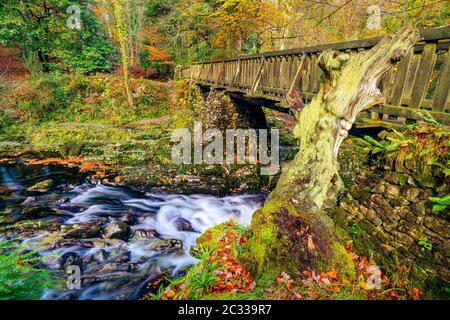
197,83,291,114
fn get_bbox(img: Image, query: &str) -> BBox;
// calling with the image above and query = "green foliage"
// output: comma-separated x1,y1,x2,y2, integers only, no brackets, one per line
418,236,433,252
429,195,450,213
0,0,113,73
149,245,219,300
0,240,57,300
361,135,389,155
358,118,450,183
349,223,361,240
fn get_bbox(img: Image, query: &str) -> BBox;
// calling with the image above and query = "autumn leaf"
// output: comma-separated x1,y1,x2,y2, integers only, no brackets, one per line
410,288,422,300
166,290,176,298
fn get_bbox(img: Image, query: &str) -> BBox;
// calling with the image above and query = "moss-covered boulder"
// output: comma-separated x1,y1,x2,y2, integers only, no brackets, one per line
240,199,355,280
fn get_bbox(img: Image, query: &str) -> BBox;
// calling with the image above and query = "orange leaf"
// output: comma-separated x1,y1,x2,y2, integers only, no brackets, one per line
410,288,422,300
325,269,338,281
286,282,295,291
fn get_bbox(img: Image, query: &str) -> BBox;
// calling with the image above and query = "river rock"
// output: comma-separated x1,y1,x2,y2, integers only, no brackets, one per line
92,238,125,247
142,239,183,255
27,179,53,193
21,205,55,220
61,224,101,239
173,217,196,232
120,211,136,225
60,252,83,272
104,222,131,241
91,249,109,263
134,229,159,240
424,217,450,239
21,197,36,205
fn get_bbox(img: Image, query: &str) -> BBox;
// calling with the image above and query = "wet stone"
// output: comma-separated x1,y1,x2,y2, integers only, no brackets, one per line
405,188,420,203
61,224,101,239
173,217,196,232
27,179,54,193
395,232,415,247
141,239,183,255
133,229,159,240
104,222,131,241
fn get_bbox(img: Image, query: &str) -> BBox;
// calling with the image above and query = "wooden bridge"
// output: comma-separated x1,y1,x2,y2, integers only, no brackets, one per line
177,26,450,126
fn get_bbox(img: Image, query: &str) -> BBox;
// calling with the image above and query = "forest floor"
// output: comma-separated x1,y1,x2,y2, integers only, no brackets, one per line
0,48,27,81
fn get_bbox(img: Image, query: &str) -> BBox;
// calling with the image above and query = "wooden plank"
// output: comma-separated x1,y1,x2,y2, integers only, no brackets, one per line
249,58,266,94
228,59,241,89
288,54,307,95
432,50,450,111
391,48,413,106
403,53,421,98
301,55,310,92
372,104,450,125
410,43,437,108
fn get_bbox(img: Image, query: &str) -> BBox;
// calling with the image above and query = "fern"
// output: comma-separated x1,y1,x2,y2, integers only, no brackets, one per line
0,240,57,300
362,135,388,154
429,195,450,213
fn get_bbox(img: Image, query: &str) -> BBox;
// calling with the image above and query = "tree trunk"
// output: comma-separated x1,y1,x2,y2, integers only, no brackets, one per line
112,0,134,109
242,26,419,278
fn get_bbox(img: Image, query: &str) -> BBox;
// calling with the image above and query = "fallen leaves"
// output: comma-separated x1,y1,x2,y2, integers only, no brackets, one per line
149,226,256,300
210,230,256,294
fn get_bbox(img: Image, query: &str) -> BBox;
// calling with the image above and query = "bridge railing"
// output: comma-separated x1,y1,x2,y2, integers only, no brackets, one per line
177,26,450,126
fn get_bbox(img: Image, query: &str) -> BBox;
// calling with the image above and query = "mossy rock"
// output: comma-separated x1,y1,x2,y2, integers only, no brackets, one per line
240,199,355,280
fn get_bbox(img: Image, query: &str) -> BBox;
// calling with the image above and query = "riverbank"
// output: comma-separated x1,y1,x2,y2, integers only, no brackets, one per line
1,74,297,196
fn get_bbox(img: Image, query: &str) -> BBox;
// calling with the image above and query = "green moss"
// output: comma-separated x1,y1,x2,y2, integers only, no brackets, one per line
196,222,231,249
29,123,133,156
240,199,296,276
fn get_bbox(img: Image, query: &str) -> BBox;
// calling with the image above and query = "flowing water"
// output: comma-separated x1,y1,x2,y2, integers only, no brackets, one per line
0,161,264,300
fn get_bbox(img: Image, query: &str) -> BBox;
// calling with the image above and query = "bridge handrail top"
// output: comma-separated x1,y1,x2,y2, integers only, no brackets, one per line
185,25,450,66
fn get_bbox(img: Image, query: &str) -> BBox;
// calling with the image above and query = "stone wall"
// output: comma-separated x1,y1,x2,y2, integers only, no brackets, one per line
331,145,449,286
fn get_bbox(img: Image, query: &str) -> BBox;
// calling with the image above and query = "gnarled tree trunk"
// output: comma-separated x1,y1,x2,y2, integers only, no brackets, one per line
242,26,419,277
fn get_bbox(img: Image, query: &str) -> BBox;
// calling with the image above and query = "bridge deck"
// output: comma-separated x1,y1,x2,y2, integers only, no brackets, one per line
177,26,450,126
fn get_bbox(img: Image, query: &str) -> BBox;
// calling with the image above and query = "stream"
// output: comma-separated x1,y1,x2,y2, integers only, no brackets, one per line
0,161,264,300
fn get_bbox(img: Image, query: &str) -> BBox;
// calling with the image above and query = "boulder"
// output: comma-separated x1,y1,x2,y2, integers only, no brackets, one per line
120,211,136,225
142,239,183,255
61,224,101,239
386,184,400,198
27,179,53,193
405,188,420,203
104,222,131,241
173,217,196,232
134,229,159,240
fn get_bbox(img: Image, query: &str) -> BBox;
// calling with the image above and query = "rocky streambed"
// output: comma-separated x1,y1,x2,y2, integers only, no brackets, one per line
0,161,264,300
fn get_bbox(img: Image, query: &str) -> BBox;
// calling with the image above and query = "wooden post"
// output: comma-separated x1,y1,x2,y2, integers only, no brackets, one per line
249,57,266,95
285,54,307,110
214,62,225,87
228,59,241,90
